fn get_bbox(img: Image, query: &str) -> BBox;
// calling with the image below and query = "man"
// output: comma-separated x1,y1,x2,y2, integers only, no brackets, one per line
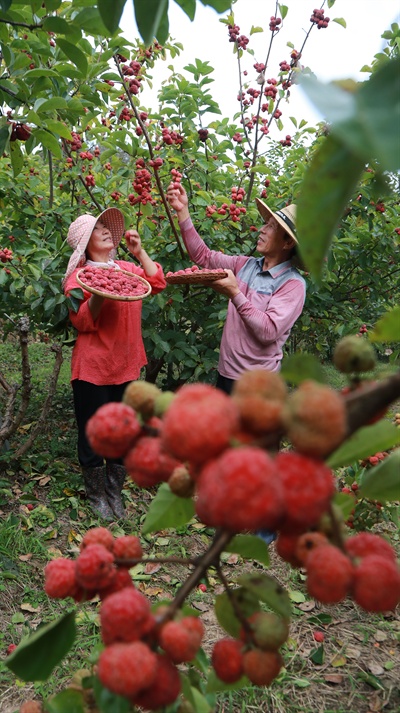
166,182,306,394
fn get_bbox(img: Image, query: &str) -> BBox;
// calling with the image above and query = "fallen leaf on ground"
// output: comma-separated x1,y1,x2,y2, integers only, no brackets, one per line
324,674,343,684
331,654,347,667
21,603,40,613
18,554,32,561
144,562,161,574
367,662,385,676
345,645,361,659
298,601,316,611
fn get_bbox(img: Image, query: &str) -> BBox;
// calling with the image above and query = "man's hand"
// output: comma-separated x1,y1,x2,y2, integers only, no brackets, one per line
210,269,240,299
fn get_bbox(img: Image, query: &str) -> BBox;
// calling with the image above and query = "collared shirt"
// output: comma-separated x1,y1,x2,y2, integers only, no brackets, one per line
179,218,306,378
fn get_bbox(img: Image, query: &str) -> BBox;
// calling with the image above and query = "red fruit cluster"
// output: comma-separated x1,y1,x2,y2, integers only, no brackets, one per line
161,127,183,145
66,131,82,151
10,122,31,141
227,24,249,48
198,128,209,142
269,16,282,31
280,134,292,147
360,451,388,467
231,186,245,203
310,8,330,28
279,60,290,72
78,265,149,298
0,247,13,263
131,161,155,205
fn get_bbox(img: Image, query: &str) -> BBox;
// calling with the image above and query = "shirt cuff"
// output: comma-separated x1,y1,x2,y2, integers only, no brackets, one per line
231,292,247,308
178,217,193,230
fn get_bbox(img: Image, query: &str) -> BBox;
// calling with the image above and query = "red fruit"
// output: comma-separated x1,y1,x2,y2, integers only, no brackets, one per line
295,532,329,566
282,380,347,457
6,643,17,655
345,533,397,563
198,583,207,592
212,638,244,683
19,702,42,713
242,649,283,686
86,402,141,459
275,531,303,567
113,535,143,563
306,545,354,604
313,631,325,642
159,617,203,663
233,369,287,402
276,452,335,529
99,567,134,600
196,446,284,533
124,436,182,487
26,503,34,511
133,654,181,709
352,555,400,612
75,544,116,591
80,527,115,552
100,586,152,645
44,558,79,599
98,641,157,698
161,384,240,465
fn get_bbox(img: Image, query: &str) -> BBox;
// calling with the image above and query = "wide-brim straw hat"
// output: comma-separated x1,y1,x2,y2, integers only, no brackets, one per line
63,207,125,285
255,198,304,270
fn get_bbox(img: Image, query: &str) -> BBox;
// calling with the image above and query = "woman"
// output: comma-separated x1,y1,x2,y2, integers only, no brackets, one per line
63,207,166,520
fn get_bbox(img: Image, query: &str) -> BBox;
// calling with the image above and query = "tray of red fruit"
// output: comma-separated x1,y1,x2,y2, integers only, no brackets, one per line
76,266,152,301
166,265,228,285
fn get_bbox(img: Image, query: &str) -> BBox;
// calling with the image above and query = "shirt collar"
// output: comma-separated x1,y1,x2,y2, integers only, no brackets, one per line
256,258,293,277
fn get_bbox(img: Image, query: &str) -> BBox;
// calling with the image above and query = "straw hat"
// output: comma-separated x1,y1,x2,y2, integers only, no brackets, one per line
255,198,304,269
63,207,125,285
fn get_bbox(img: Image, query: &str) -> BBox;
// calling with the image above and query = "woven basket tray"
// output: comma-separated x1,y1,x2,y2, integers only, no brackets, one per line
76,267,152,302
166,269,228,285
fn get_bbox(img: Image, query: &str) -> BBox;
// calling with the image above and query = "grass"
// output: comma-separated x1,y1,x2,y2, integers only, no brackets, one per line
0,340,399,713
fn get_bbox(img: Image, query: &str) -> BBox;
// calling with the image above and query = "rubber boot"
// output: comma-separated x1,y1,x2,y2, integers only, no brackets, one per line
82,465,114,520
105,462,126,518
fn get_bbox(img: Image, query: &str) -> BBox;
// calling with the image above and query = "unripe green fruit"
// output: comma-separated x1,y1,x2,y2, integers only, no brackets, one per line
245,612,289,651
333,335,377,374
154,390,176,417
122,380,161,420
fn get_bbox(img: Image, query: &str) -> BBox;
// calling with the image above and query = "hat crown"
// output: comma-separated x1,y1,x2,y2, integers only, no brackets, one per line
278,204,296,225
67,214,96,250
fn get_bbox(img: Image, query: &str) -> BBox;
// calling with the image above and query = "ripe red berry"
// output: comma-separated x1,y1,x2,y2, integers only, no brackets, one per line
159,617,203,663
80,527,115,552
295,532,329,565
124,436,182,487
100,586,153,645
44,558,79,599
313,630,325,642
98,641,157,698
113,535,143,563
242,648,283,686
276,452,335,529
345,532,397,564
212,638,244,683
133,654,181,709
75,544,116,591
196,446,284,533
86,402,141,458
352,555,400,612
161,384,240,465
306,545,354,604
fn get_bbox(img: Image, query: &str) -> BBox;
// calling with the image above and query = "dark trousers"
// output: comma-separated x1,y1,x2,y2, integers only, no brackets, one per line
72,380,131,468
215,372,235,395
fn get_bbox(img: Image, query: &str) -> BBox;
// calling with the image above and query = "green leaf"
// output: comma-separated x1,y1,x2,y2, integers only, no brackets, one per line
10,141,24,178
173,0,196,21
42,16,75,35
44,120,73,141
214,587,260,638
359,450,400,502
190,685,214,712
200,0,232,11
93,676,131,712
134,0,169,45
310,645,324,665
369,307,400,343
0,0,12,11
332,17,346,28
46,688,86,713
141,483,195,534
326,421,400,468
206,669,249,693
72,8,110,36
296,135,364,280
0,125,10,155
237,573,291,619
333,491,357,521
225,534,270,567
98,0,126,34
34,97,68,114
32,129,62,158
6,611,76,681
56,39,88,76
281,353,327,385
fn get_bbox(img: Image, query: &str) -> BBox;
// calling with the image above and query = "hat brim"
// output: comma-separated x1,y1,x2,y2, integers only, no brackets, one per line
255,198,297,243
98,207,125,248
255,198,305,270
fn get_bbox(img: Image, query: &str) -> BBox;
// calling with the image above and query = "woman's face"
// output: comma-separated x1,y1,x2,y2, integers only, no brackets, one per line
86,220,114,260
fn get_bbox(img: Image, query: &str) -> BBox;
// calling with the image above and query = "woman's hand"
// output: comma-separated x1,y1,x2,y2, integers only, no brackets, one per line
125,229,142,257
210,269,241,299
166,182,190,220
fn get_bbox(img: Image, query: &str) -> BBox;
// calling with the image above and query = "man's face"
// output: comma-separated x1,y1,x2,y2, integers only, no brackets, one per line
256,217,287,257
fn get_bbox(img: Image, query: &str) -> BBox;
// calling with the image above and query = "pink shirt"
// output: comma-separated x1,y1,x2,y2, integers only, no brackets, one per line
179,218,306,378
64,260,166,385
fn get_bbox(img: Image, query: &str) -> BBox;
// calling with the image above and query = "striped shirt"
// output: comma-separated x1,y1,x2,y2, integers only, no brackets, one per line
179,218,306,378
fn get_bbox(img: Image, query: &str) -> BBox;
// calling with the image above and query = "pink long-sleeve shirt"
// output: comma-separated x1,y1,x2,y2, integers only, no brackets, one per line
64,260,166,385
179,218,306,378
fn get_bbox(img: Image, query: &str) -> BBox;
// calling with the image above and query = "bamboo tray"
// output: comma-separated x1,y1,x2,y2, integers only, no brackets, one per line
166,268,228,285
76,266,152,301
